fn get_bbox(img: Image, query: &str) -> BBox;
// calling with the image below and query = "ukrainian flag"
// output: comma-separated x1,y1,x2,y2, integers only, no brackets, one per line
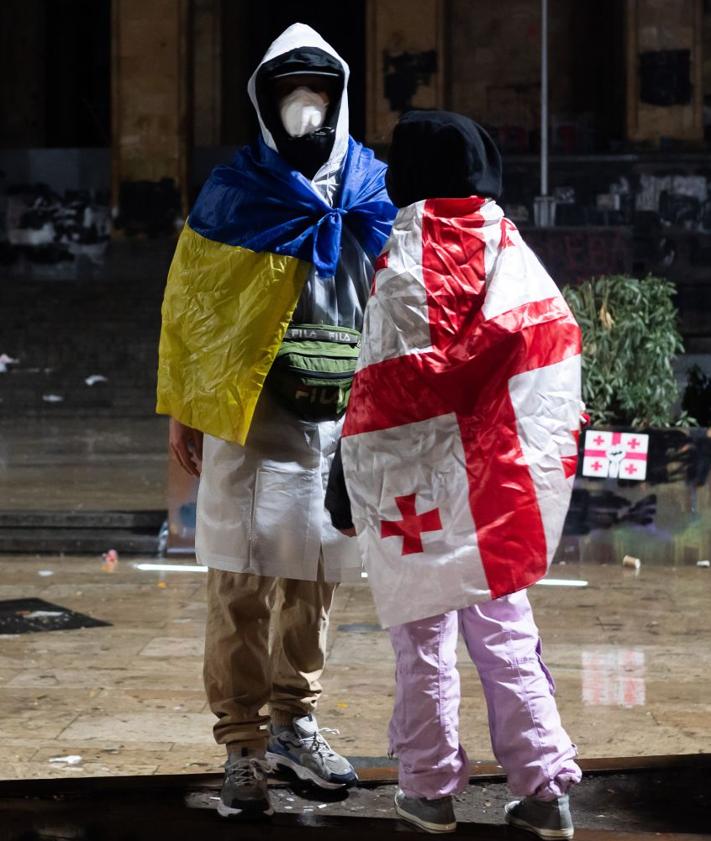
157,137,395,445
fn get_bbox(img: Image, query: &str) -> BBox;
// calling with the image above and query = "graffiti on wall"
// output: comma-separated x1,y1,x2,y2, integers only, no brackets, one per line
382,49,438,112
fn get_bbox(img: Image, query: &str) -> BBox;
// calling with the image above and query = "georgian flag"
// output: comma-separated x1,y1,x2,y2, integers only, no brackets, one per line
582,430,649,480
341,197,583,628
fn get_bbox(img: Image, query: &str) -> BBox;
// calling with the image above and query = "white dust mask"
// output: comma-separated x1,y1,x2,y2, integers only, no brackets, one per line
279,87,329,137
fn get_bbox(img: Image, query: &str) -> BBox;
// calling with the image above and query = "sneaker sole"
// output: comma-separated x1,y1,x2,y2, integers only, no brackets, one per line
394,800,456,834
265,750,355,790
217,800,274,818
505,811,574,840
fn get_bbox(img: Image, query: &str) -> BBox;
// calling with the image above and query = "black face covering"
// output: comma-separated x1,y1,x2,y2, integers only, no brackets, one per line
255,47,345,179
386,110,503,208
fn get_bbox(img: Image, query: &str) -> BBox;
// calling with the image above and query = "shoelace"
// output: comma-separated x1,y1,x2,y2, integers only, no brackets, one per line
224,756,267,785
301,727,341,757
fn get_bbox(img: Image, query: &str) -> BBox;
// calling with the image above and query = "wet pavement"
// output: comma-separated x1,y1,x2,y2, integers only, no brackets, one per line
0,416,710,784
0,554,708,780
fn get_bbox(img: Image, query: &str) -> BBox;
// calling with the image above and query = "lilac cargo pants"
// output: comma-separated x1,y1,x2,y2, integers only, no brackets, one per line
388,589,581,800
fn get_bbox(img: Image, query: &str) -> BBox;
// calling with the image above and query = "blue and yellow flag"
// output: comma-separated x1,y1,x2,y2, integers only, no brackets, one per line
157,137,395,445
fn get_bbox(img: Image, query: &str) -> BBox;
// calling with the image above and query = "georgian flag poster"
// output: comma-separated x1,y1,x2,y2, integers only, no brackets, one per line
582,430,649,481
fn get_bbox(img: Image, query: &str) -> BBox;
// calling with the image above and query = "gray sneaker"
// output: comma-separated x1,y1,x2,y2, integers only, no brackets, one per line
505,795,574,840
217,751,273,818
394,788,456,834
265,713,358,789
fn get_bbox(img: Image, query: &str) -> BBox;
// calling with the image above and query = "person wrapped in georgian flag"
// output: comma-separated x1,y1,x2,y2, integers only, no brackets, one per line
326,110,583,836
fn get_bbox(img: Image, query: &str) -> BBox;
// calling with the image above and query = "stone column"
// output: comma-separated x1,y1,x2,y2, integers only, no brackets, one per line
111,0,190,218
625,0,704,144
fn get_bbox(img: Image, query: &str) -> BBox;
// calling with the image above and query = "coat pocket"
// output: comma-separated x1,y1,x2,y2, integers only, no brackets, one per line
249,468,313,573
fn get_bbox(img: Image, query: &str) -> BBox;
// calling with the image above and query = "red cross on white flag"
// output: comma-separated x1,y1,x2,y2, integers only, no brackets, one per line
380,493,443,555
341,197,582,628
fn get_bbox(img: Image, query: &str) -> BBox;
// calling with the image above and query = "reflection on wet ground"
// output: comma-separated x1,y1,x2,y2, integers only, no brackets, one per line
0,555,708,780
582,649,645,708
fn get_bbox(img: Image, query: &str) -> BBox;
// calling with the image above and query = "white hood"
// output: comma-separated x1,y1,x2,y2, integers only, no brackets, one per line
247,23,350,174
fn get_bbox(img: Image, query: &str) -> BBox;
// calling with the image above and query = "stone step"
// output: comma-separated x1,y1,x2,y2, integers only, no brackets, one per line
0,527,162,555
0,405,156,418
0,510,166,529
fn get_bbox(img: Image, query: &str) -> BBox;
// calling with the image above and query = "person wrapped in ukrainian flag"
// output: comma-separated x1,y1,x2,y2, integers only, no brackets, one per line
156,23,395,818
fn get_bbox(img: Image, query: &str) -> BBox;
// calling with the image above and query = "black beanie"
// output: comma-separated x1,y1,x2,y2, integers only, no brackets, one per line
386,110,503,208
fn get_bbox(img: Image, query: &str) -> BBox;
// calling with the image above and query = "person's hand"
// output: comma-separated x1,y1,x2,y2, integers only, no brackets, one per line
339,527,356,537
170,417,203,477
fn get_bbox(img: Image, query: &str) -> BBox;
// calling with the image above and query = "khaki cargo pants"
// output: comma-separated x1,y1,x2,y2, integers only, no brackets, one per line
203,565,337,752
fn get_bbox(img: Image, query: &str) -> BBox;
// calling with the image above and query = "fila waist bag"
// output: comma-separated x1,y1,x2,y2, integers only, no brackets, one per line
267,324,361,422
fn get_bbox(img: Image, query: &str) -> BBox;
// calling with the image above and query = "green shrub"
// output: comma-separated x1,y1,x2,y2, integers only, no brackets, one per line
562,275,688,428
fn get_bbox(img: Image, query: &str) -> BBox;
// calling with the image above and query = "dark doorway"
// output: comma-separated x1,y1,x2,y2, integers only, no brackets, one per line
565,0,626,152
0,0,110,148
44,0,111,147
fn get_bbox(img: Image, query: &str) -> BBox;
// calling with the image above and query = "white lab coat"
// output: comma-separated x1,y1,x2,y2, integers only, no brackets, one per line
196,391,362,583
